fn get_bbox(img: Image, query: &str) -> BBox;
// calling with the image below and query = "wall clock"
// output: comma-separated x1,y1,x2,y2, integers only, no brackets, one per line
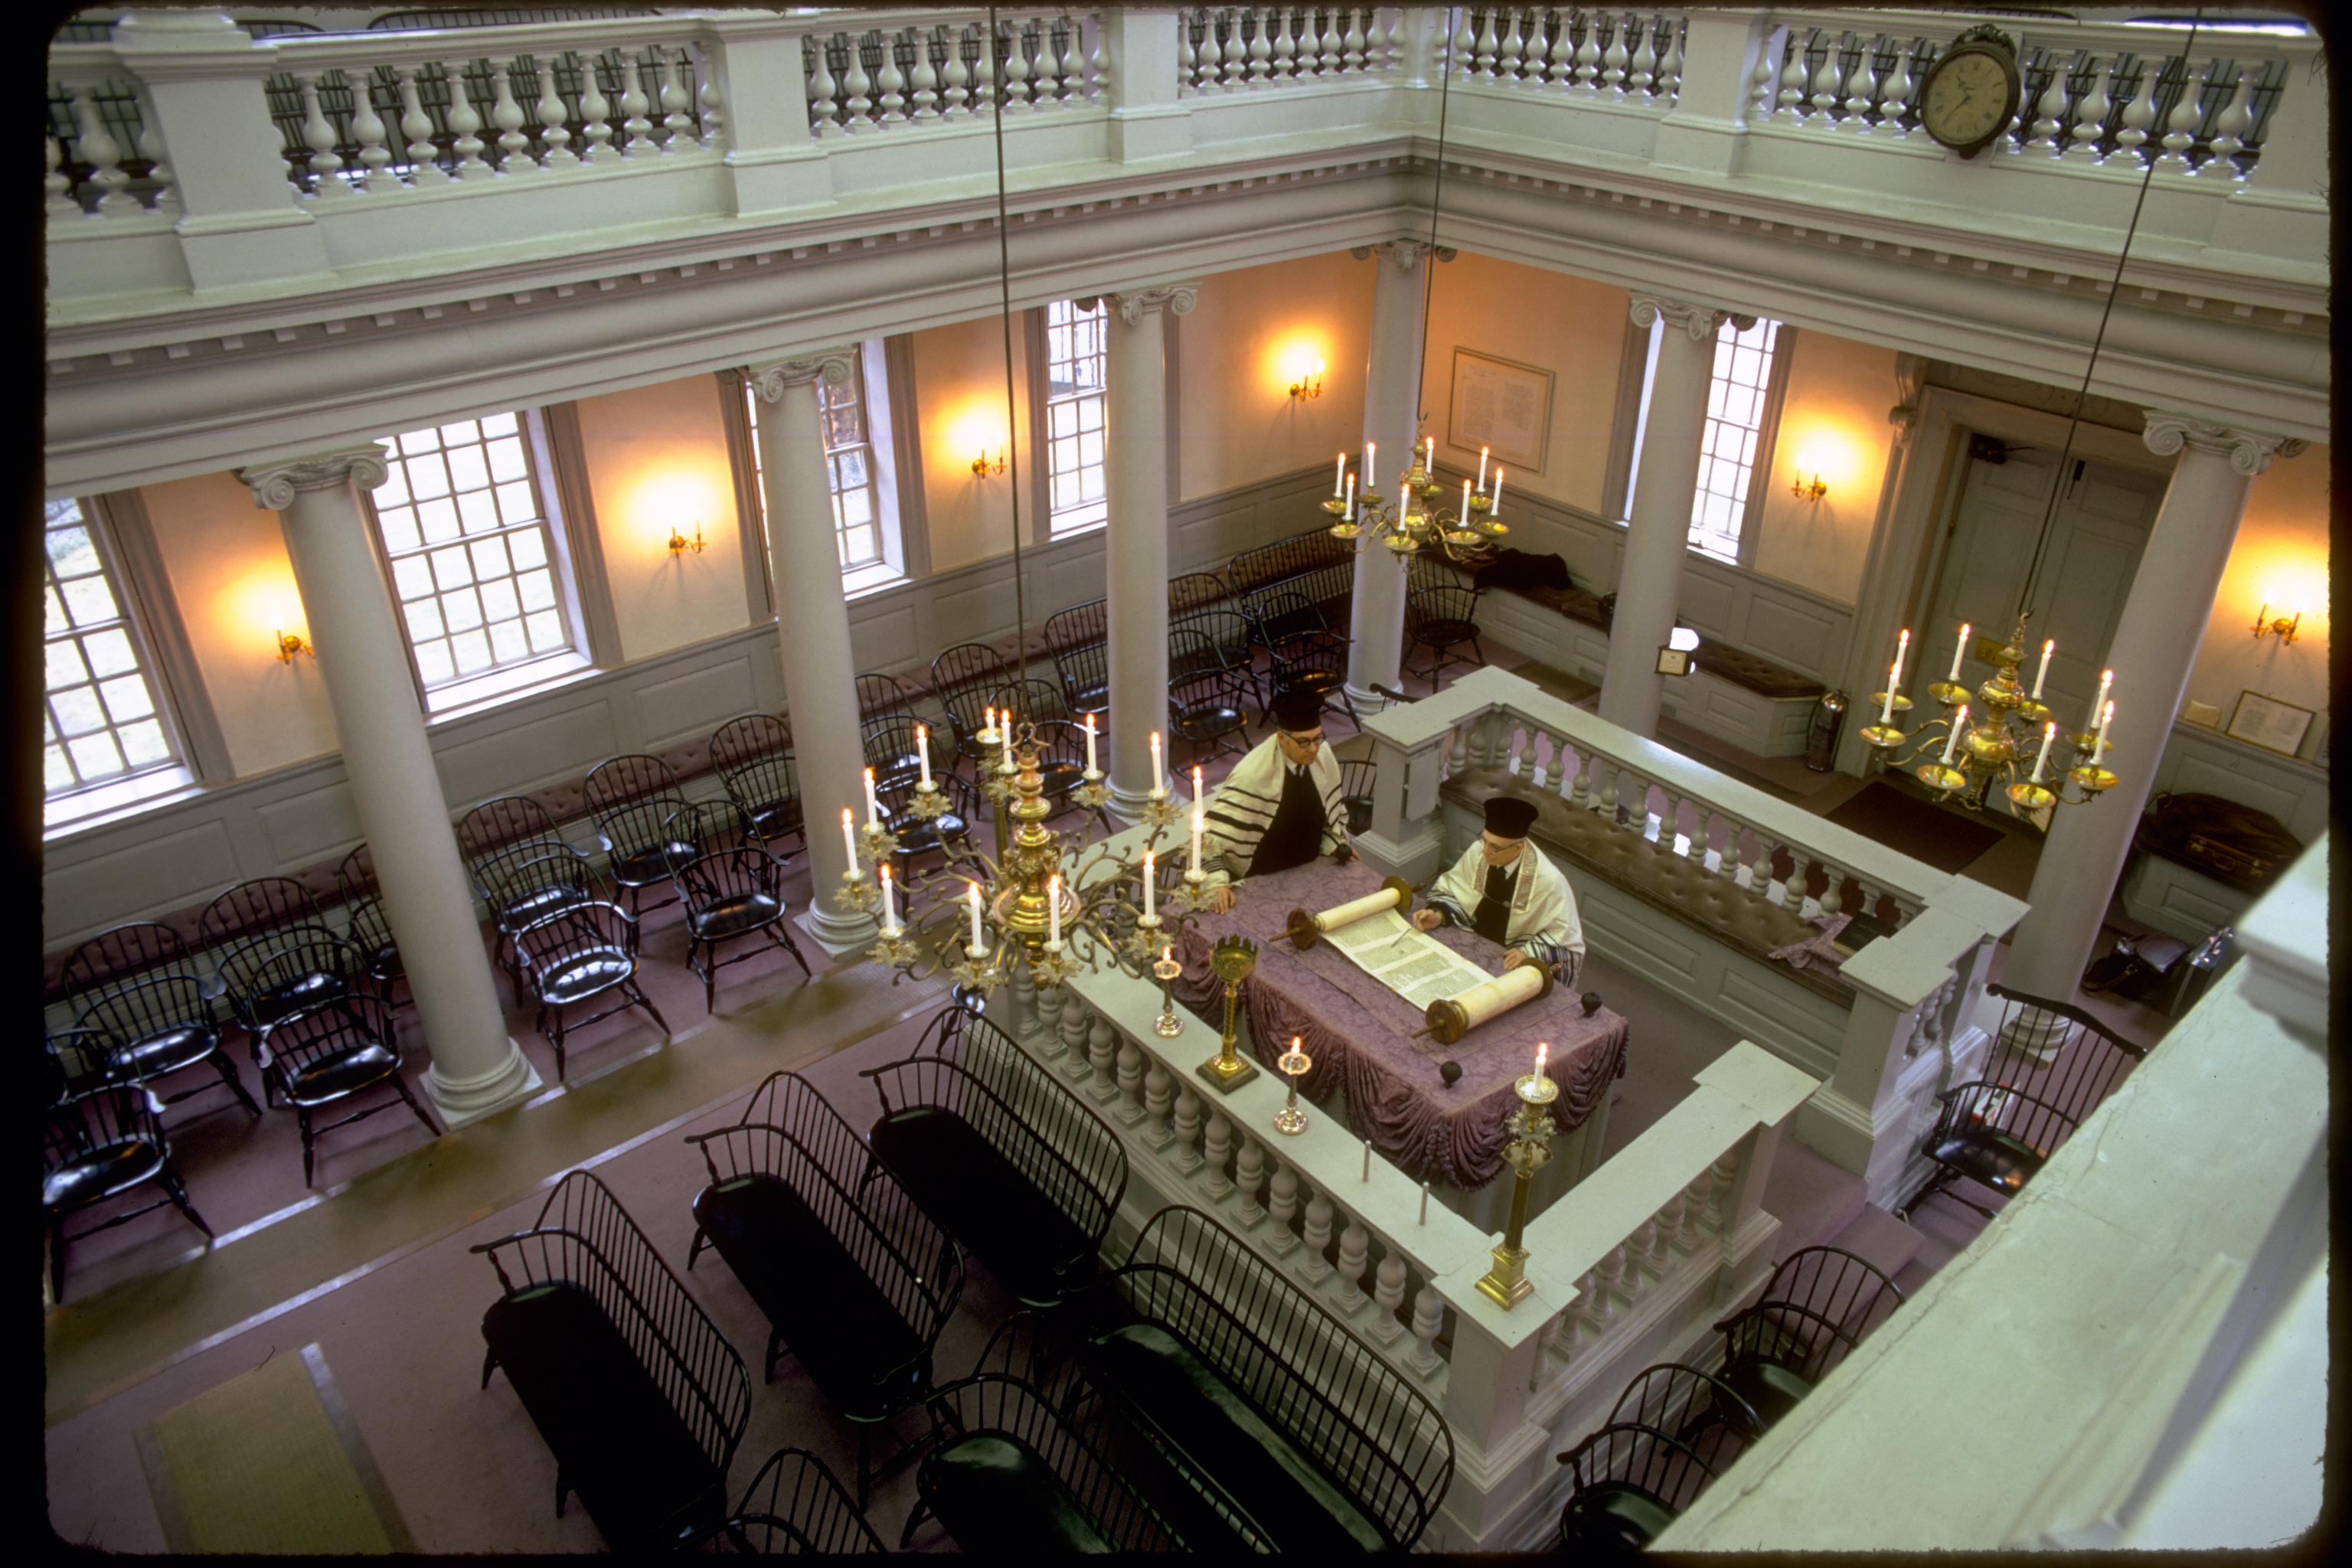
1916,24,2022,159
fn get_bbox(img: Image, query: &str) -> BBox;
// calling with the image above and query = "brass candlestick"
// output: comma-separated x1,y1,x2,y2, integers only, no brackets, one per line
1198,934,1260,1093
1152,946,1184,1037
1475,1064,1560,1308
1273,1038,1312,1135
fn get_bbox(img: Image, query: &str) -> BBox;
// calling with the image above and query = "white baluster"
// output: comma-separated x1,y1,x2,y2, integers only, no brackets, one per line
1628,1216,1662,1284
1086,1014,1119,1098
1054,987,1086,1072
1841,34,1880,130
658,47,693,147
2067,54,2115,163
443,60,492,176
941,27,971,119
1809,31,1847,122
345,70,392,188
1590,1243,1628,1334
696,49,724,149
2157,55,2207,172
1143,1060,1173,1147
1602,13,1630,98
1775,28,1811,123
1343,8,1368,78
1177,8,1198,91
1876,38,1914,137
1707,1151,1738,1232
1336,1219,1371,1310
2205,62,2254,174
1204,1112,1233,1197
1408,1282,1446,1375
1751,24,1785,119
1266,1165,1300,1253
1233,1135,1266,1225
1171,1086,1205,1172
1298,1188,1334,1282
1057,14,1084,103
1115,1039,1145,1124
573,57,612,162
1625,15,1656,100
1221,11,1248,90
2115,54,2160,165
45,132,80,218
805,34,841,134
1677,1167,1714,1247
1008,19,1038,109
1370,1252,1409,1343
1087,14,1109,100
1247,6,1274,83
877,32,907,126
293,75,352,198
1563,1269,1601,1354
533,59,576,168
1651,1194,1684,1265
132,83,179,214
1271,5,1297,80
619,48,658,153
490,59,538,173
1655,15,1684,103
841,32,874,128
1310,5,1336,78
1472,7,1499,82
1380,7,1404,71
2027,53,2071,155
1449,6,1477,81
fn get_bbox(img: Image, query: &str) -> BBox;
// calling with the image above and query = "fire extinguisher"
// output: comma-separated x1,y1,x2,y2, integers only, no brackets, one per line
1805,691,1847,773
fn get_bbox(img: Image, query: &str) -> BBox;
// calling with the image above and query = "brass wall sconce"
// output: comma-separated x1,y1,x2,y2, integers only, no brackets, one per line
972,446,1007,477
275,630,311,662
1289,358,1325,400
2251,603,2301,645
1790,469,1828,503
668,521,704,555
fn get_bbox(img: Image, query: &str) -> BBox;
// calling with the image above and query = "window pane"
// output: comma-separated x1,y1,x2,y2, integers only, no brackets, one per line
509,528,547,570
518,568,555,612
47,525,99,577
397,427,442,456
392,556,436,601
416,497,460,544
44,587,68,636
375,462,411,507
486,436,528,482
449,628,492,675
67,730,124,778
61,575,118,627
46,641,88,691
479,410,518,437
403,598,446,641
446,444,490,493
525,609,564,652
430,545,474,591
119,719,171,766
42,500,182,799
83,627,138,678
456,488,502,534
442,585,484,631
52,685,104,735
494,482,536,523
407,453,450,499
479,577,521,623
488,619,528,665
378,505,420,553
469,536,511,580
414,639,454,685
100,673,154,723
46,746,74,792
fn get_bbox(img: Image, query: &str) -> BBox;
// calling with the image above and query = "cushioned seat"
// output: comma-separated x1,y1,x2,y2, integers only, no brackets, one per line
538,949,635,1006
281,1041,402,1106
612,841,695,886
247,971,349,1025
690,892,783,944
110,1024,217,1079
1923,1125,2045,1199
742,797,802,842
1566,1483,1680,1550
1087,1322,1387,1553
43,1137,167,1212
497,884,585,928
693,1175,927,1411
918,1434,1116,1553
1690,638,1825,701
483,1281,724,1550
869,1106,1096,1308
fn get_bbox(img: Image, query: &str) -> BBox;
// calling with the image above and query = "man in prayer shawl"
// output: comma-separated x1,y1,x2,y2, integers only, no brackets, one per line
1197,684,1352,913
1414,794,1585,983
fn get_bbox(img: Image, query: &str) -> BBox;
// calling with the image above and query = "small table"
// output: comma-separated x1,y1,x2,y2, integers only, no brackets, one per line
1174,859,1627,1194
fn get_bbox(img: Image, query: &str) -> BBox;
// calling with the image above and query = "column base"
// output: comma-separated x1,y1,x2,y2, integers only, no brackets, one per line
1344,681,1402,713
795,904,880,959
1105,780,1190,830
1998,1004,2075,1061
425,1037,542,1130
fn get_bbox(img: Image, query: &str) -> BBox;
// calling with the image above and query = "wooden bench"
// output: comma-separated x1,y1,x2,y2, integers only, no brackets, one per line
474,1170,750,1552
906,1373,1178,1551
684,1070,964,1506
697,1445,887,1554
861,1004,1126,1312
1079,1205,1456,1552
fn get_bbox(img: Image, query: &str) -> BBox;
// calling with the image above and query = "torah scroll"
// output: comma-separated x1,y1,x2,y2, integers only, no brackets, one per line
1285,877,1416,949
1423,962,1553,1046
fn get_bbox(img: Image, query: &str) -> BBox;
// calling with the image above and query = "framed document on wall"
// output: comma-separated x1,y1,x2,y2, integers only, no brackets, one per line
2224,691,2315,757
1449,349,1553,474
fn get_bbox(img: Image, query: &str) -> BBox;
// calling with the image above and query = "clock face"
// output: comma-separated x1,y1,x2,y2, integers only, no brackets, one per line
1922,49,2014,149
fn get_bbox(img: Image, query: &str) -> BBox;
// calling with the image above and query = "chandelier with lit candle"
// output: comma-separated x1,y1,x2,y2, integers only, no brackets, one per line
1857,616,2119,818
1321,436,1508,566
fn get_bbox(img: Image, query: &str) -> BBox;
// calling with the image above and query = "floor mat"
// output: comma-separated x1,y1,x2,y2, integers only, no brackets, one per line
1824,780,2004,873
136,1343,413,1553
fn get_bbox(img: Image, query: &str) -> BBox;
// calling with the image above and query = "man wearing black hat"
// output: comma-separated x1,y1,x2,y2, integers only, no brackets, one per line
1196,684,1353,913
1413,794,1583,982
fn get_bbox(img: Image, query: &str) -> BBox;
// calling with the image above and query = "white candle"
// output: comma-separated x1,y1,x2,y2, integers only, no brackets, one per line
1143,851,1155,920
1462,478,1472,518
842,808,858,874
1083,713,1097,773
1491,469,1504,511
1344,472,1356,520
967,880,985,952
2089,668,2112,733
1191,806,1204,873
1192,764,1203,808
1047,874,1061,947
982,705,996,743
1941,705,1968,764
2031,721,2056,783
863,766,880,824
1535,1040,1549,1076
1334,452,1347,497
1880,662,1897,725
1001,722,1014,769
1891,627,1909,689
1424,435,1434,468
2032,639,2054,700
1948,623,1971,683
916,724,932,789
1364,441,1376,489
879,865,897,933
1151,732,1164,793
2096,700,2113,756
1478,446,1489,488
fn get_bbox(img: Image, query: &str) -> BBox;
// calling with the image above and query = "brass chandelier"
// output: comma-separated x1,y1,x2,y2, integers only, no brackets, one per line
1325,437,1508,566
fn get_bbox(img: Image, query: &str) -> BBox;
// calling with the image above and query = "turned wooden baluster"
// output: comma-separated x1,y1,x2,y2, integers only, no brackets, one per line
1677,1167,1715,1248
349,68,394,186
45,132,79,218
2067,54,2117,164
1876,37,1916,136
619,47,658,153
1114,1038,1145,1123
1750,23,1784,119
877,31,908,125
292,75,352,197
942,26,974,119
1266,1164,1299,1253
1233,1135,1266,1225
1335,1218,1370,1310
1705,1151,1738,1232
1086,1014,1119,1099
1775,26,1812,124
1370,1253,1409,1344
841,32,874,128
657,47,694,145
1204,1112,1233,1197
1407,1282,1446,1375
2205,62,2256,175
2155,55,2210,174
696,47,725,149
1561,1268,1602,1356
1298,1187,1334,1282
806,34,841,133
573,54,613,161
390,66,443,182
1142,1060,1173,1147
1171,1085,1204,1172
2115,55,2160,167
443,60,493,177
488,59,538,174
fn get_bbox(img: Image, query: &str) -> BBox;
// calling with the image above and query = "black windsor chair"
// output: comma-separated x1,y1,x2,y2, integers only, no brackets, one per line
709,713,806,853
660,802,812,1014
44,1062,214,1303
509,900,671,1080
252,993,442,1185
75,972,263,1122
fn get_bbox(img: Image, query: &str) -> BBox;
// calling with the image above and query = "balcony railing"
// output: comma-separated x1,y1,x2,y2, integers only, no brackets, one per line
44,7,2323,312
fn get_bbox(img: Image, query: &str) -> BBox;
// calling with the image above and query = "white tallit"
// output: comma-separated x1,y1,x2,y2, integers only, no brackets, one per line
1426,839,1585,979
1196,735,1348,887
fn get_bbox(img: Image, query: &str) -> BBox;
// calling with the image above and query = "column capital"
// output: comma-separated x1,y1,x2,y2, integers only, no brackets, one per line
1628,293,1741,341
1097,283,1198,323
2142,413,2307,476
1351,239,1450,271
237,445,390,509
746,349,856,402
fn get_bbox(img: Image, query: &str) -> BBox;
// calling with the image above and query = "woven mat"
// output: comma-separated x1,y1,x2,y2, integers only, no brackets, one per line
135,1344,413,1553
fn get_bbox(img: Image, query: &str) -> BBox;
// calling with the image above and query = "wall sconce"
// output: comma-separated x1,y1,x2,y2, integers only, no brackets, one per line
275,629,311,662
668,521,704,555
2251,601,2302,645
1790,469,1828,503
1289,358,1325,400
972,446,1007,477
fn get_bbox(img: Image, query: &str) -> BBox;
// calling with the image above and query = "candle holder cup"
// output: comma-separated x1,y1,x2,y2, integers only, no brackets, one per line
1198,935,1260,1093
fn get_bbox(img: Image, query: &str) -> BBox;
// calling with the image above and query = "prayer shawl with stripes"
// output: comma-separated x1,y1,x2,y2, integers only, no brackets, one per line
1198,736,1348,888
1426,839,1586,983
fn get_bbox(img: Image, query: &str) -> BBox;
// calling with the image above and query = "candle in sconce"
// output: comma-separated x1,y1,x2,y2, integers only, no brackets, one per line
1344,472,1356,521
1891,627,1909,690
879,865,897,933
1364,441,1376,489
1083,713,1097,773
841,808,858,874
966,880,985,952
1461,478,1472,519
1150,732,1164,793
982,705,997,743
1047,874,1062,947
1880,662,1898,725
863,766,880,825
1001,722,1014,770
1534,1040,1549,1078
1192,764,1203,808
1424,435,1434,468
916,724,932,789
2088,668,2113,734
1334,452,1348,497
1191,805,1204,873
1941,705,1969,764
1948,623,1971,684
1491,468,1504,511
1143,851,1155,920
2031,721,2056,783
2032,639,2054,700
1478,446,1490,488
2096,700,2114,756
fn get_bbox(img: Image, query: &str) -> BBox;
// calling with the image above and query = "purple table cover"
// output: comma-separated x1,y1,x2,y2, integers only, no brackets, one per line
1173,860,1628,1190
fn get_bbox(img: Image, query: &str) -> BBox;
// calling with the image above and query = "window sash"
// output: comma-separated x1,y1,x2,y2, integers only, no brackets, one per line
741,361,895,578
41,498,182,799
1687,317,1782,564
1045,299,1109,534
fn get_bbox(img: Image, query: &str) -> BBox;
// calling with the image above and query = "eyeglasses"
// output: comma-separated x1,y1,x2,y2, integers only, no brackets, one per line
1280,731,1325,750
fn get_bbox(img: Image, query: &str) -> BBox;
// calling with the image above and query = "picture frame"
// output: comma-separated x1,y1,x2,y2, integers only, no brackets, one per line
2223,691,2314,758
1448,349,1553,475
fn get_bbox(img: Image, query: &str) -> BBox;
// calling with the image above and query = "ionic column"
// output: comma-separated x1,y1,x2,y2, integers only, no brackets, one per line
749,352,877,952
1346,239,1436,708
239,449,540,1127
1599,294,1725,737
1102,283,1197,822
2001,416,2305,1015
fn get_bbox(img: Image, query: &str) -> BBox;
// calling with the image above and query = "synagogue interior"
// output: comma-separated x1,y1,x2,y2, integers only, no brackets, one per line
36,4,2330,1554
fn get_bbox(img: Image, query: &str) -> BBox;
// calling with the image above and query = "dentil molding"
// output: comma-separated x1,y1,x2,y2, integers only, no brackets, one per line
2141,413,2308,477
237,445,390,509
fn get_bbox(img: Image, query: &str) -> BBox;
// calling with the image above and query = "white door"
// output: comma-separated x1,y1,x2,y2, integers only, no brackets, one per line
1920,447,2167,734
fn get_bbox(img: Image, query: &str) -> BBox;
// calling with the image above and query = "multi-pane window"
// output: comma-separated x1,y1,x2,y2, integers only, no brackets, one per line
369,413,577,694
740,345,903,592
1045,299,1109,534
1689,317,1781,564
42,498,179,797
